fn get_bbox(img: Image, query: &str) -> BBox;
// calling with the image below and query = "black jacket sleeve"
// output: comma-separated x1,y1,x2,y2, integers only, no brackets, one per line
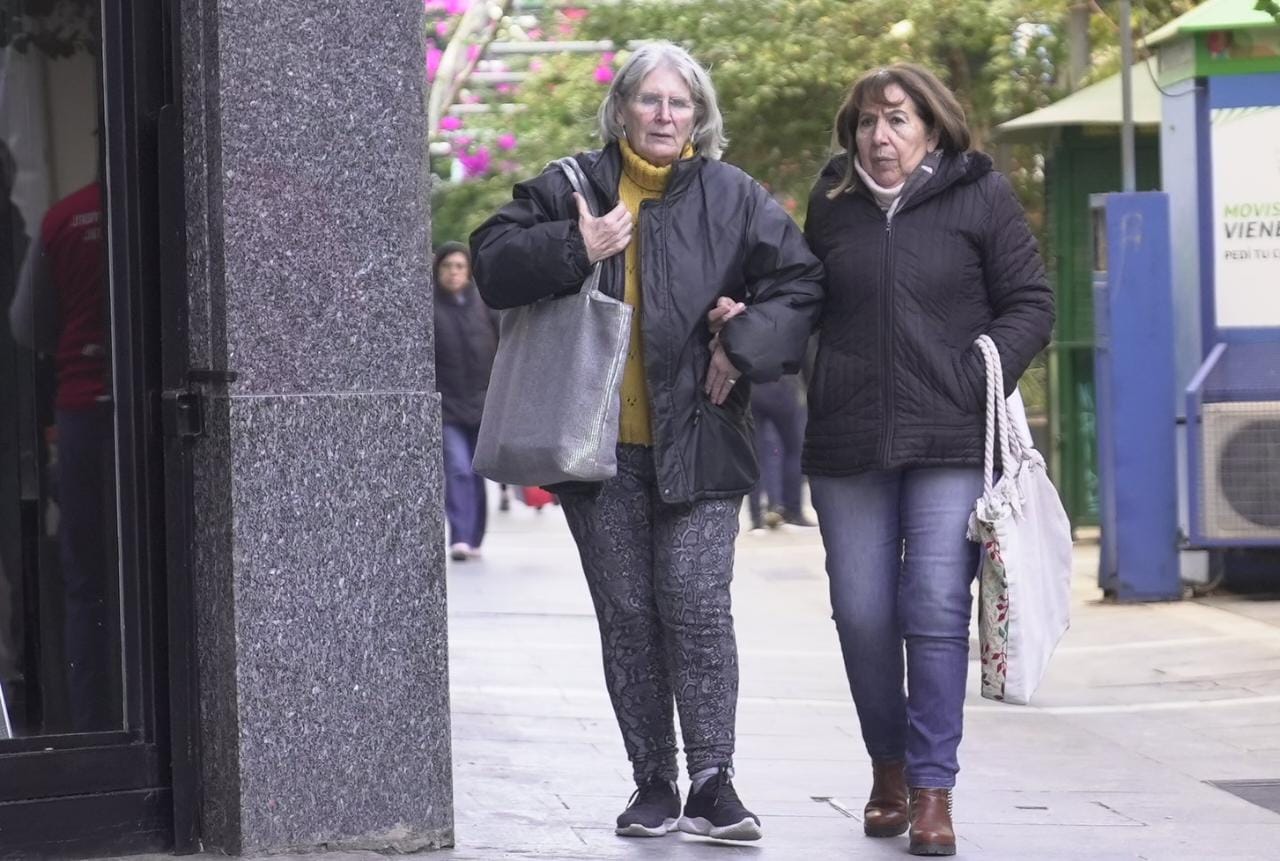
720,181,825,383
961,171,1055,398
469,164,593,310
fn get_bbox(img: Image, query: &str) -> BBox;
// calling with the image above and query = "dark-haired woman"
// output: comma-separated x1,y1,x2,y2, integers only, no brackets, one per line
803,63,1054,856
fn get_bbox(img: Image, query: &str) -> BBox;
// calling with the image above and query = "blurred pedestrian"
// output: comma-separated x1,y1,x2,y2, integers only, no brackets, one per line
472,41,822,843
747,376,812,531
432,241,499,562
10,181,119,732
803,64,1053,856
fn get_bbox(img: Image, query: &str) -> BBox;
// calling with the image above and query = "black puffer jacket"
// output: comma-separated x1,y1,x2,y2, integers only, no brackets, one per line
802,150,1054,476
433,282,499,427
471,143,824,503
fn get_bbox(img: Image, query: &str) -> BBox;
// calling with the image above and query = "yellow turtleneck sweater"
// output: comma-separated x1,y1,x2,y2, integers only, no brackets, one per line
616,138,693,445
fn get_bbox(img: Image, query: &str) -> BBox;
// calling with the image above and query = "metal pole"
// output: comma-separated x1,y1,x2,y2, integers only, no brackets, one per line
1120,0,1136,192
1068,3,1090,91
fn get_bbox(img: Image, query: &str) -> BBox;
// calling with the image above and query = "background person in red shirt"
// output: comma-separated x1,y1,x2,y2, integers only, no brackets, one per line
9,180,117,732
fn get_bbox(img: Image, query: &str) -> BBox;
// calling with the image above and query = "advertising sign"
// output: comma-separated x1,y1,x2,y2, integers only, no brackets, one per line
1211,104,1280,328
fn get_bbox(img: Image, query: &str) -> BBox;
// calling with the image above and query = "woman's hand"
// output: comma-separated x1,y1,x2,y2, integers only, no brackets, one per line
707,295,746,335
575,193,632,263
705,336,742,406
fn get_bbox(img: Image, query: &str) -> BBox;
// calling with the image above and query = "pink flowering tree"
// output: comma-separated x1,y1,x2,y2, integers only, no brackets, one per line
428,3,620,242
425,0,514,138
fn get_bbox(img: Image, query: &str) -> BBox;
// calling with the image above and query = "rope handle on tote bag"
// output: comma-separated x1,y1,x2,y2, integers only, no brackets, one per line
976,334,1026,496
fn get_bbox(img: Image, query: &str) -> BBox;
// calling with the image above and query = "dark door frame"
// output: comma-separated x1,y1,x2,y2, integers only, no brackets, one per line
157,0,202,849
0,0,196,855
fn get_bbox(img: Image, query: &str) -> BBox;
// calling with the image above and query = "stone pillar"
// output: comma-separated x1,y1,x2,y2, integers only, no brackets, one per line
180,0,451,852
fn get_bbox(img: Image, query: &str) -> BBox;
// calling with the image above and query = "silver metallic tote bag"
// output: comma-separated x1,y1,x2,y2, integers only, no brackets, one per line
471,157,632,487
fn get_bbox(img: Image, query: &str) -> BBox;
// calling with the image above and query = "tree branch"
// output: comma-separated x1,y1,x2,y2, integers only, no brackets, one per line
428,0,514,138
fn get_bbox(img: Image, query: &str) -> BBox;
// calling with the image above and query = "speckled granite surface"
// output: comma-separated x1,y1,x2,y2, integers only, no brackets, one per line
194,0,435,397
181,0,450,852
223,393,449,853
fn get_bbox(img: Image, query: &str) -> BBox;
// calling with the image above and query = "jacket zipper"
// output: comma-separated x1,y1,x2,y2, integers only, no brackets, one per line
873,160,941,466
862,157,943,468
638,197,684,500
878,209,896,467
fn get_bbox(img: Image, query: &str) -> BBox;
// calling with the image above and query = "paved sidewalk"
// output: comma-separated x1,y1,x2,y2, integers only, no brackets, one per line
437,497,1280,860
112,494,1280,861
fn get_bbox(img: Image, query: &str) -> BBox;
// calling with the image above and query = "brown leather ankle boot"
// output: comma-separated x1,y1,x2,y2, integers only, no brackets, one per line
909,788,956,856
863,760,909,837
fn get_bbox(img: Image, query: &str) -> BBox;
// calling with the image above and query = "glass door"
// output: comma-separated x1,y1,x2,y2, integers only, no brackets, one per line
1,8,120,740
0,0,178,855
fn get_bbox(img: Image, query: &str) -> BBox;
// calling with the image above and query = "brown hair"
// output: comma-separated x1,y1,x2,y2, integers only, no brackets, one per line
827,63,971,199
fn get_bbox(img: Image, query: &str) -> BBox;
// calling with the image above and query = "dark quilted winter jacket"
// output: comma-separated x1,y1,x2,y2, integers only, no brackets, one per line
802,150,1054,476
433,282,499,428
471,143,824,503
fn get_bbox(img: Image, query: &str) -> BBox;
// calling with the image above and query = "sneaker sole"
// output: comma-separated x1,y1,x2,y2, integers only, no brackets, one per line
677,815,762,841
615,818,677,838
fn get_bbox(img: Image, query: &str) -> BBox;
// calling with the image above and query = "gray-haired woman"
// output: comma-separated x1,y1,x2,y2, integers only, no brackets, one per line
472,42,823,842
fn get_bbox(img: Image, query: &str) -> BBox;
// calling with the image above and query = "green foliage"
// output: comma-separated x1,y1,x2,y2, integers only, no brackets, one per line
1083,0,1198,81
491,53,611,167
1256,0,1280,20
580,0,894,210
432,173,516,248
432,0,1202,247
575,0,1083,211
1019,353,1048,414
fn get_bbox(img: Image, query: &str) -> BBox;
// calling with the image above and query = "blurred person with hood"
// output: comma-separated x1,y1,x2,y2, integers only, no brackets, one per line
432,241,498,561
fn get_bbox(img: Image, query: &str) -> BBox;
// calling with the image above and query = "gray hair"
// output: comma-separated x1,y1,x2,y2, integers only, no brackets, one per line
596,41,728,160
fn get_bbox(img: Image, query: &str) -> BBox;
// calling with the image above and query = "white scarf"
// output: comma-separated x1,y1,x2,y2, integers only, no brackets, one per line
854,157,904,211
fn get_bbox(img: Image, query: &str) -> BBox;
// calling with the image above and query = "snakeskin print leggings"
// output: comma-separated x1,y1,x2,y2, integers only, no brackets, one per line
560,444,742,784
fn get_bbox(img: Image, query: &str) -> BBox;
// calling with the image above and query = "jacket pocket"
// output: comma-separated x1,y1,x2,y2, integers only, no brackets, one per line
807,347,861,419
947,346,987,414
691,396,758,494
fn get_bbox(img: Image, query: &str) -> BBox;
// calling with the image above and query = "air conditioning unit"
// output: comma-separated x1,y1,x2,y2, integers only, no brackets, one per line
1198,401,1280,542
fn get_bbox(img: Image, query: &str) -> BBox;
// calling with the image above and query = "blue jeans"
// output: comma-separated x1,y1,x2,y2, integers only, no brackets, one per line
810,467,983,789
442,423,487,548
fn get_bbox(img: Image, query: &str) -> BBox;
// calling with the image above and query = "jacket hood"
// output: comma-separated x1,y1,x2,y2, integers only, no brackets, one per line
433,240,471,281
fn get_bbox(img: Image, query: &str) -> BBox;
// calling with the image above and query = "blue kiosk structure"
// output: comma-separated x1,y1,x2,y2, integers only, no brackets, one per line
1091,191,1181,600
1003,0,1280,600
1093,0,1280,599
1149,3,1280,577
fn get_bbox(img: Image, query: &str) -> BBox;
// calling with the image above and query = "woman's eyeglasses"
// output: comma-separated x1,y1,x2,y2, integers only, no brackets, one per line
633,93,695,116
